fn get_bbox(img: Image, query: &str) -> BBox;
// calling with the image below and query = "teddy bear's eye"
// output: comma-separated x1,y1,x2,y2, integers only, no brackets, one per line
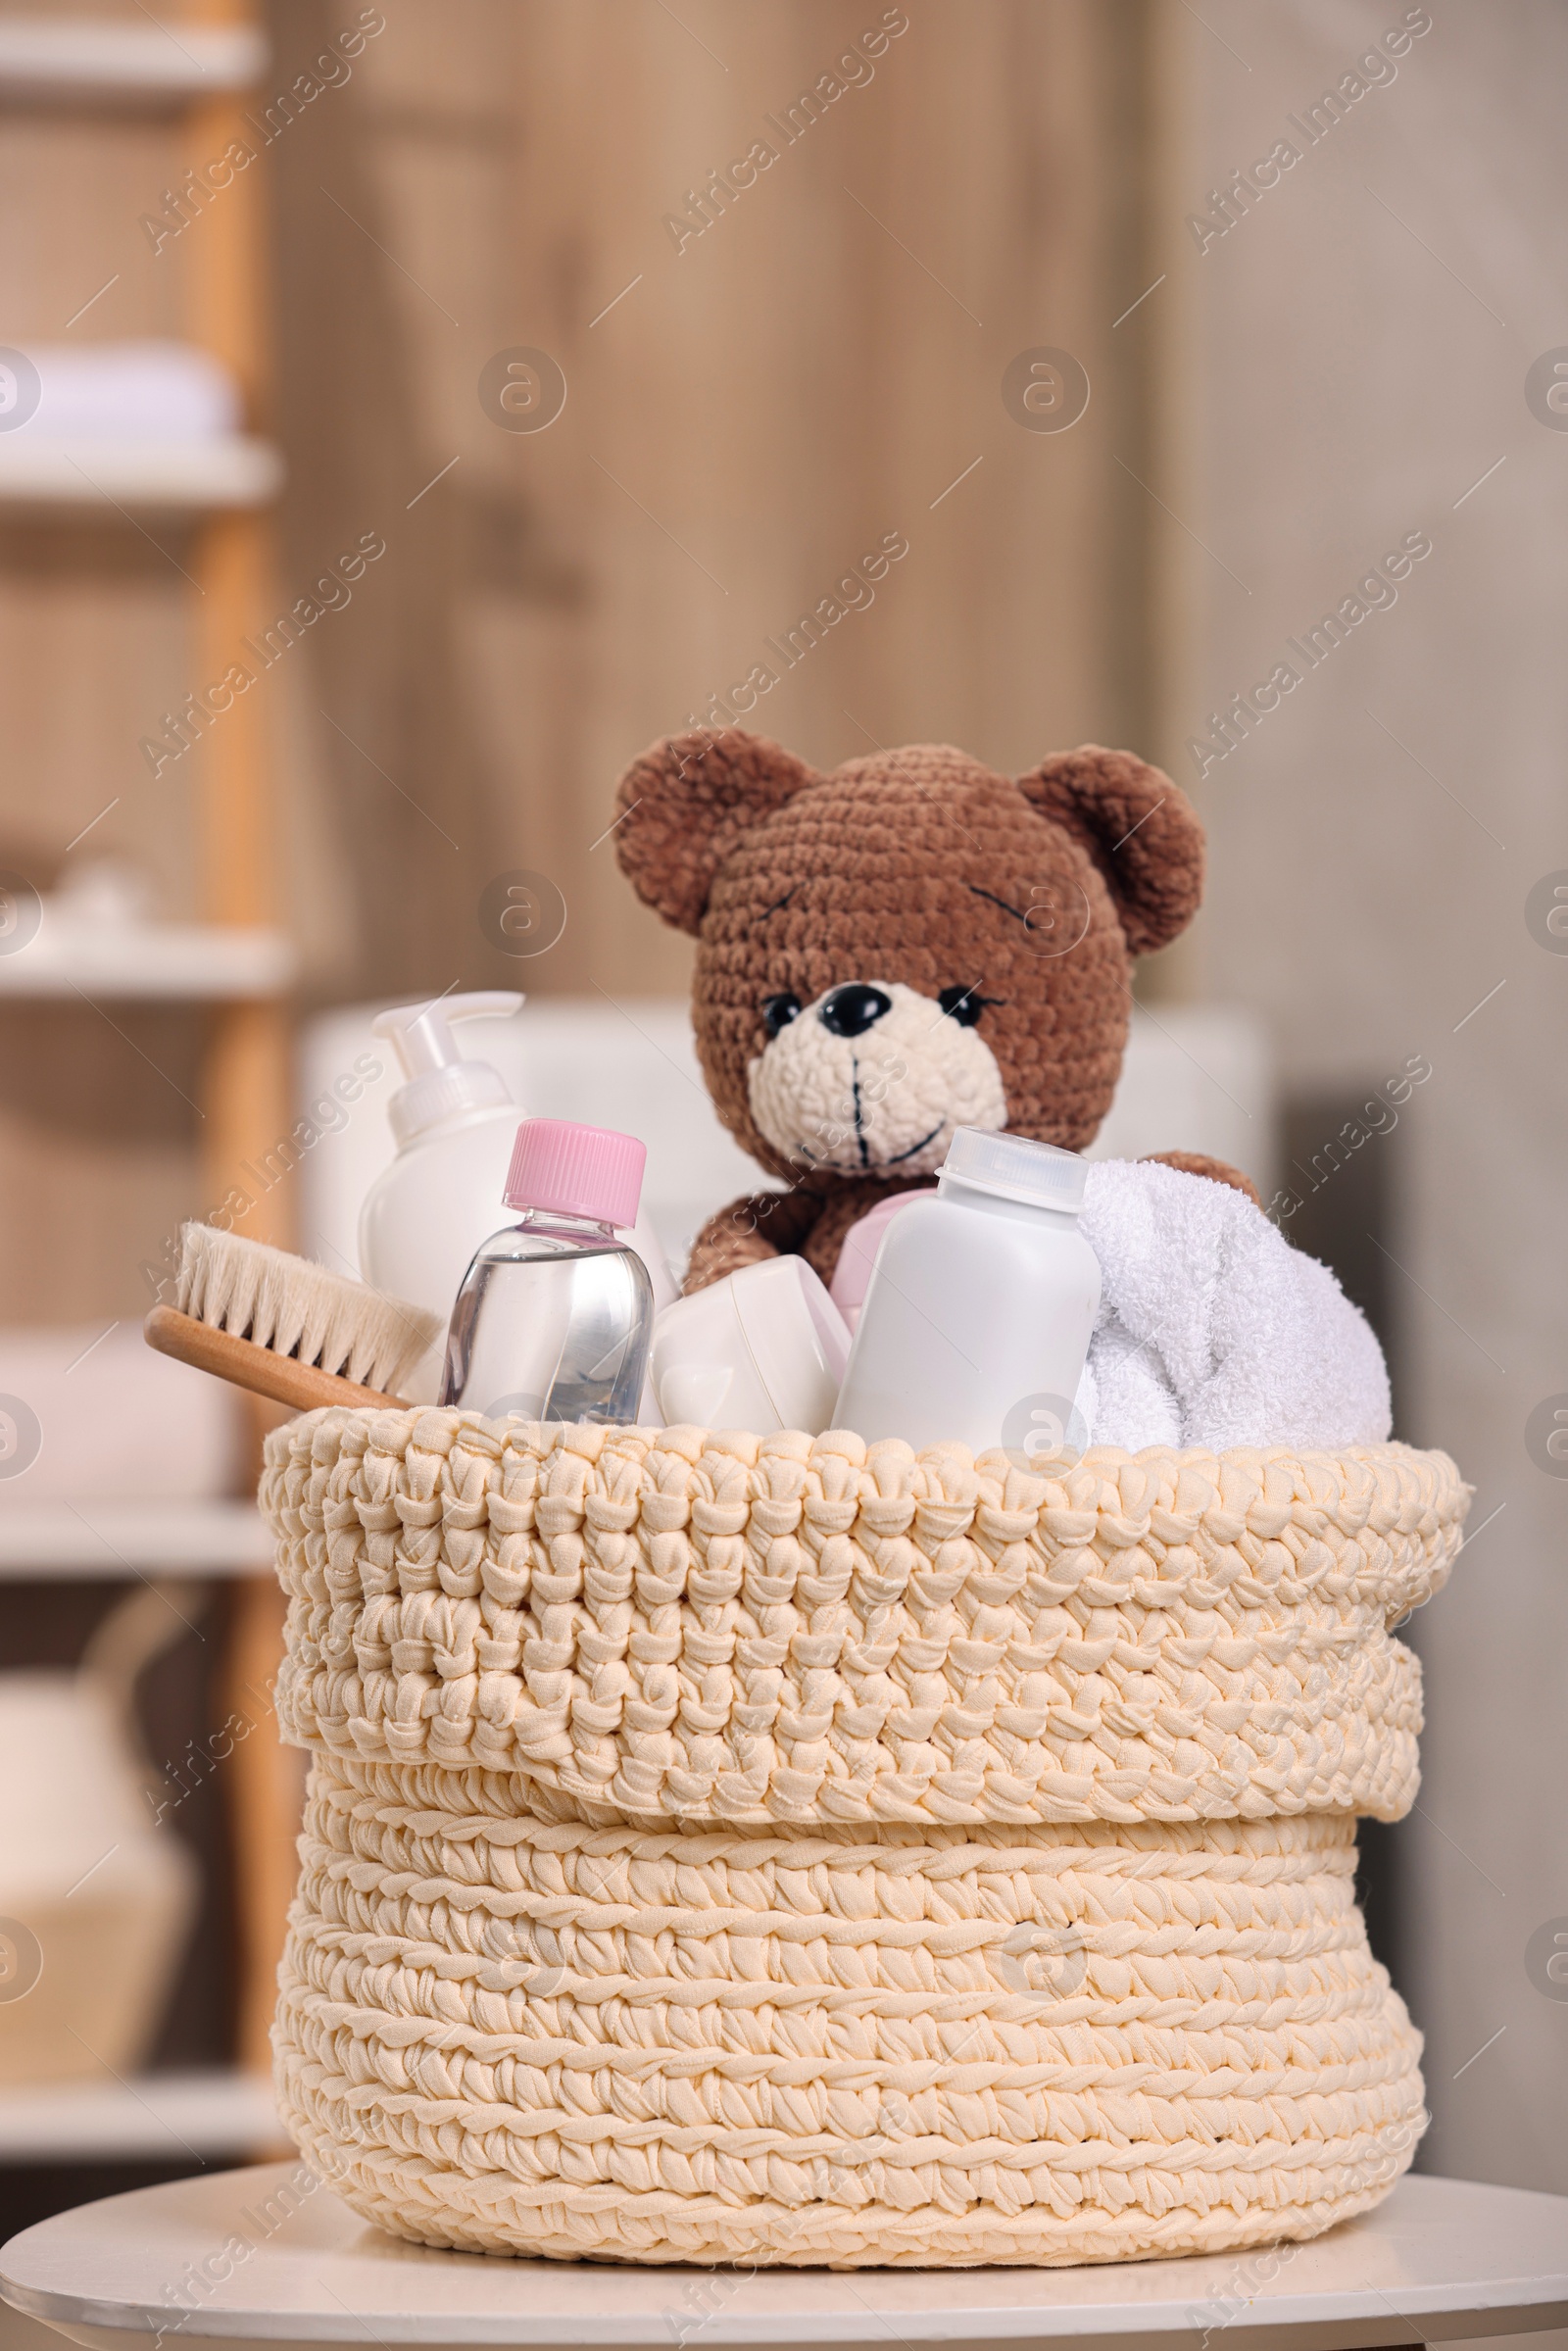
939,984,985,1028
761,991,802,1038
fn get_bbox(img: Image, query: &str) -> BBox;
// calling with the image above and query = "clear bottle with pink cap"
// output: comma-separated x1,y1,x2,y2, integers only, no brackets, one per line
440,1118,655,1425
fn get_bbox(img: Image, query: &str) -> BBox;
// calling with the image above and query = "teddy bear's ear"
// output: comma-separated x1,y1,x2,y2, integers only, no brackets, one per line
612,727,821,936
1014,744,1203,955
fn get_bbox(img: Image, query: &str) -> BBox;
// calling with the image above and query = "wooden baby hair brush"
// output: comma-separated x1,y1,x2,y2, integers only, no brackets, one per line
144,1222,444,1413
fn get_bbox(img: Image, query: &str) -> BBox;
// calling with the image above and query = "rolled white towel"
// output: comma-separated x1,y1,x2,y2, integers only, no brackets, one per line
1077,1157,1391,1451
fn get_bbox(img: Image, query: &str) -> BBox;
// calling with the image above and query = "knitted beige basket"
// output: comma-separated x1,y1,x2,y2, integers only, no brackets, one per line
261,1413,1467,2270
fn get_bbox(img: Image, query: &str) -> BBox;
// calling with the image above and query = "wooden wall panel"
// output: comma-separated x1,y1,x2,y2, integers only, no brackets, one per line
270,0,1164,1005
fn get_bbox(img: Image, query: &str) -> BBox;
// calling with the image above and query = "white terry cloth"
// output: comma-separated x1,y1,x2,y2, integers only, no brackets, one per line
1073,1158,1392,1452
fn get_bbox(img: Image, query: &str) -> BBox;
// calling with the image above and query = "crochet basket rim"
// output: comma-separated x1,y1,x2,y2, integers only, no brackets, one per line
262,1405,1461,1481
258,1412,1468,1641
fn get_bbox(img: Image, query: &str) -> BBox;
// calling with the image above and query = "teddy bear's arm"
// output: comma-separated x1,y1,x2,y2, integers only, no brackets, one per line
683,1186,827,1294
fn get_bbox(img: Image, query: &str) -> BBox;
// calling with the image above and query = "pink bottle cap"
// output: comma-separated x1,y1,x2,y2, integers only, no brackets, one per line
503,1118,646,1229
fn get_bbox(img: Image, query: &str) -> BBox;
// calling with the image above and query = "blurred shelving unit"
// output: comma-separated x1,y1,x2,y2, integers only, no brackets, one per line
0,17,266,104
0,0,299,2181
0,435,281,507
0,1501,269,1581
0,2071,286,2165
0,917,294,998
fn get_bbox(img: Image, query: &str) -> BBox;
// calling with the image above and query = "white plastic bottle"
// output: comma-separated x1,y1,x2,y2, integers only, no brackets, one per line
831,1127,1101,1457
358,992,675,1400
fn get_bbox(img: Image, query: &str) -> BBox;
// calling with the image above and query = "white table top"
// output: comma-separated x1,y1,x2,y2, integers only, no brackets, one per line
2,2169,1566,2351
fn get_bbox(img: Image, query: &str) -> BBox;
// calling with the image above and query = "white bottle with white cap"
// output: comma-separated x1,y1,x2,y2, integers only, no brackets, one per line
358,991,675,1401
830,1126,1101,1458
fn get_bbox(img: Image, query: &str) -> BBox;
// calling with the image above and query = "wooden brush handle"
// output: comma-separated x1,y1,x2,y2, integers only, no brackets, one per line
144,1305,407,1413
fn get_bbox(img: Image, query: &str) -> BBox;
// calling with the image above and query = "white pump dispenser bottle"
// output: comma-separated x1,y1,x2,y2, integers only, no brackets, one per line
358,991,676,1401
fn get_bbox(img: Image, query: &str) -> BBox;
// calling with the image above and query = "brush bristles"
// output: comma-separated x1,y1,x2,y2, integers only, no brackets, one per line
174,1224,443,1396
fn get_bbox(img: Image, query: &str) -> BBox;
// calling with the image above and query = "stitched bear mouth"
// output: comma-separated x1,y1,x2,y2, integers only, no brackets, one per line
883,1120,945,1164
746,980,1006,1177
792,1069,945,1173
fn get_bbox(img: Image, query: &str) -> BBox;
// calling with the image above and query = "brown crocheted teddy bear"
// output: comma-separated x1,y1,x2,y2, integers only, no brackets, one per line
612,725,1250,1294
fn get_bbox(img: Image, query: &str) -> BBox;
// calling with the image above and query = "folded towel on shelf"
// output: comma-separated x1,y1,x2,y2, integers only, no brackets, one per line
1076,1157,1391,1452
20,340,240,441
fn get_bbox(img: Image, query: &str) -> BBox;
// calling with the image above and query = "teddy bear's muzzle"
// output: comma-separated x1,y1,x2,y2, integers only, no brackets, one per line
746,978,1008,1178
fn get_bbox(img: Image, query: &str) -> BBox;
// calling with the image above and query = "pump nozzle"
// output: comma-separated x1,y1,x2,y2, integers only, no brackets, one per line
372,991,522,1146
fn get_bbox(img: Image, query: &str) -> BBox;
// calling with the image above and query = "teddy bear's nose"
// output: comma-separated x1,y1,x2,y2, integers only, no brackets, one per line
818,983,892,1039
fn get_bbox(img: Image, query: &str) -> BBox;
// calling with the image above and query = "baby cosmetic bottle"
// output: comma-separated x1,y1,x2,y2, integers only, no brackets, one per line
831,1126,1101,1455
441,1119,655,1425
359,992,674,1397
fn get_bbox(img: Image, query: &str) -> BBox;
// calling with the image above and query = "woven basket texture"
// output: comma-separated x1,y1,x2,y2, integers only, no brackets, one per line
261,1413,1467,2268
